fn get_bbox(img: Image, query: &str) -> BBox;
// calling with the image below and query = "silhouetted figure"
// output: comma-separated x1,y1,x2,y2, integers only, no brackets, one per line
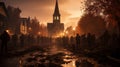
70,36,75,50
12,34,18,46
76,34,80,49
0,31,10,53
20,34,25,46
86,33,92,46
100,30,110,45
37,35,41,45
81,34,87,48
27,35,34,45
75,60,80,67
70,36,74,45
62,36,69,47
91,34,96,47
110,33,119,47
86,33,96,49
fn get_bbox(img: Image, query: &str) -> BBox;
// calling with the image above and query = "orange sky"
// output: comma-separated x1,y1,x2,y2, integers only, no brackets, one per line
3,0,85,29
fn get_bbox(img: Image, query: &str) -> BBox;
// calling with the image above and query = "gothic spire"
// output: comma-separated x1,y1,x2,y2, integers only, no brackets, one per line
53,0,60,16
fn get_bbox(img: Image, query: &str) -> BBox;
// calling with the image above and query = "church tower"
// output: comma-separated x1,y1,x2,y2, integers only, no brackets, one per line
47,0,64,37
53,0,60,23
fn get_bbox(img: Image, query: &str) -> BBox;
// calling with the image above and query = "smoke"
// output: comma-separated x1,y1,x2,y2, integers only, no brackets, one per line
39,24,48,36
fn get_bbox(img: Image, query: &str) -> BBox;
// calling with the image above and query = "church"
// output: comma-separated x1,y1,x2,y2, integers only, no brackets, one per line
47,0,64,37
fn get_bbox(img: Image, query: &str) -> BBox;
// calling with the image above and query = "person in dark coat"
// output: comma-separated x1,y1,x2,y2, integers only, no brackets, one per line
0,31,10,53
20,34,25,47
76,34,81,49
75,60,80,67
12,34,18,46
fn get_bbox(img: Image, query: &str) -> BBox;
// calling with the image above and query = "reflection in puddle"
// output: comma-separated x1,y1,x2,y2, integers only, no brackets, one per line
18,45,100,67
62,59,76,67
19,53,76,67
19,58,23,67
19,51,77,67
19,51,98,67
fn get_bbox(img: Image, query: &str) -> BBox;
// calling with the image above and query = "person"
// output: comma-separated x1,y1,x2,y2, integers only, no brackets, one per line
20,34,25,47
12,34,18,46
100,30,110,45
76,34,80,49
0,31,10,53
70,36,74,44
75,60,80,67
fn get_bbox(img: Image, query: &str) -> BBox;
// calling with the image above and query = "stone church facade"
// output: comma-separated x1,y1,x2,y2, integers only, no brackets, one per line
47,0,64,37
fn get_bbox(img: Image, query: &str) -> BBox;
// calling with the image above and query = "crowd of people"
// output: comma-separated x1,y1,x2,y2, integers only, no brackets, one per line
0,30,120,55
55,30,120,55
0,30,52,54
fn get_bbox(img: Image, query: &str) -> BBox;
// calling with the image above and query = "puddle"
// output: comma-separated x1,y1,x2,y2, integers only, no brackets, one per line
18,45,102,67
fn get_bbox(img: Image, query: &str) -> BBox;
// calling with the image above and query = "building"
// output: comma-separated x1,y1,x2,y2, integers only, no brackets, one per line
0,2,8,34
6,6,21,35
47,0,64,37
20,17,40,35
20,17,30,35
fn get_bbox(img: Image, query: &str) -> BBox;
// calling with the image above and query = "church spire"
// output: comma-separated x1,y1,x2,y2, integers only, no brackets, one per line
53,0,60,16
53,0,61,23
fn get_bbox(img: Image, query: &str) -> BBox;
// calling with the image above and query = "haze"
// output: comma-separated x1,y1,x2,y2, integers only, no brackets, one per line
2,0,84,28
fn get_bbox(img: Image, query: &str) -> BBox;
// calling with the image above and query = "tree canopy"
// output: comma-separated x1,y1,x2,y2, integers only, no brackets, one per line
77,13,106,36
84,0,120,33
77,0,120,36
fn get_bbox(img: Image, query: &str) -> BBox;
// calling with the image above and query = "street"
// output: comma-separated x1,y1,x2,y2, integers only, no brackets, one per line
0,44,100,67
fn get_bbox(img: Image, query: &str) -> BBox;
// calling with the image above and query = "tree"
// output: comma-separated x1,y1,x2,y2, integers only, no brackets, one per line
84,0,120,34
30,17,40,35
39,24,47,36
77,13,106,36
65,26,75,37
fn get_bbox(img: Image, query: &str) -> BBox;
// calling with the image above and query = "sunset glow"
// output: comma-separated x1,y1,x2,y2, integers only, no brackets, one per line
3,0,85,28
0,0,120,67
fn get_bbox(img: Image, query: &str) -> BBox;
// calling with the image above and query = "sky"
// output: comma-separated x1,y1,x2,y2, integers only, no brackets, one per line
2,0,84,28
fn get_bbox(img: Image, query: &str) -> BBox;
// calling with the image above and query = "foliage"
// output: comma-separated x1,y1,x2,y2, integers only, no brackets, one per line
84,0,120,33
77,13,106,36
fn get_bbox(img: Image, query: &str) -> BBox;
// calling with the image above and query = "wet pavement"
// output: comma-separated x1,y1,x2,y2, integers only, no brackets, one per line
0,45,106,67
19,45,77,67
18,45,101,67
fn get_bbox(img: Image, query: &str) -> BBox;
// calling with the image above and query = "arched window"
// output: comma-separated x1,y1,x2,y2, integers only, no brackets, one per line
57,16,59,20
54,16,56,20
